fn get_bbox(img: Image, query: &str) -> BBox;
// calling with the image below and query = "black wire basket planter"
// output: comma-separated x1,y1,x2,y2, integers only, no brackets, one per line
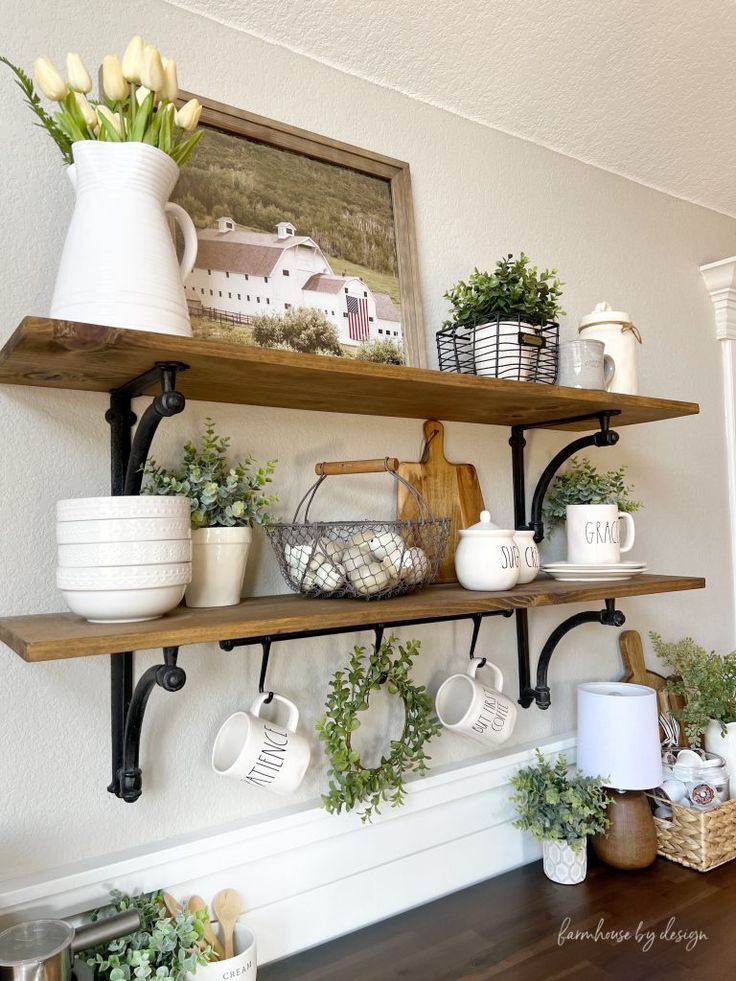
266,458,450,600
436,315,559,383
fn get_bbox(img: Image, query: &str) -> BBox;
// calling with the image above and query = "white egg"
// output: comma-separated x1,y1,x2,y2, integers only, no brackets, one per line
285,542,318,578
367,532,405,560
314,560,346,592
346,529,376,548
318,537,346,562
381,552,402,580
341,543,373,573
399,546,431,585
349,560,392,595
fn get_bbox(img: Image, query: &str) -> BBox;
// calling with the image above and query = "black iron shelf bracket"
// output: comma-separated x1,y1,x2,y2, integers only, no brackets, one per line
116,647,187,802
519,600,626,709
510,410,621,544
105,361,189,801
510,409,625,711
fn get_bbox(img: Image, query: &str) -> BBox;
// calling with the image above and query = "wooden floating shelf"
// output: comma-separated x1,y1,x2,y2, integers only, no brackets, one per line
0,317,699,431
0,575,704,663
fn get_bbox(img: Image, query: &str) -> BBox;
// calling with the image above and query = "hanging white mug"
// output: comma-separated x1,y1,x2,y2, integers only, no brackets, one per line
212,692,311,794
566,504,636,565
435,658,517,747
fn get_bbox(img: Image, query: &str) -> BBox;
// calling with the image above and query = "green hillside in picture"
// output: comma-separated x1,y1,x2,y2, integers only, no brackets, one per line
173,127,401,284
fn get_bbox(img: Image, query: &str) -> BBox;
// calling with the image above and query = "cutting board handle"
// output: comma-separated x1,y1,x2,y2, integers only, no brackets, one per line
420,420,446,464
314,458,400,476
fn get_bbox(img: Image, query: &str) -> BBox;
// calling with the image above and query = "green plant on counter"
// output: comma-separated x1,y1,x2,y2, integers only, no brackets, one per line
316,636,442,823
142,418,277,530
441,253,564,330
81,890,214,981
542,456,642,531
651,632,736,745
510,750,610,852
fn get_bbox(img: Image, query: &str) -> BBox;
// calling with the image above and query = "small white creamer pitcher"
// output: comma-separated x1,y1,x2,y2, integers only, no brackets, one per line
50,141,198,337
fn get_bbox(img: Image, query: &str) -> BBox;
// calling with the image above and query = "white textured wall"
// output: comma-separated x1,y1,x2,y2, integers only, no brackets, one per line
1,0,734,882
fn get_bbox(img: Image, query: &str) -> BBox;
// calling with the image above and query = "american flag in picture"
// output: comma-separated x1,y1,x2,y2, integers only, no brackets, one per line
346,294,370,341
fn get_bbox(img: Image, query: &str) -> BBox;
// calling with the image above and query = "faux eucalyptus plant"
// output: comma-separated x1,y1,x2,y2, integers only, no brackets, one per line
316,637,442,822
651,632,736,745
442,253,564,330
510,750,610,852
142,418,277,530
542,456,642,530
81,890,214,981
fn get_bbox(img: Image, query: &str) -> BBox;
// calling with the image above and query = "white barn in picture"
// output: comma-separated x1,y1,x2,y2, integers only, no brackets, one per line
185,218,402,347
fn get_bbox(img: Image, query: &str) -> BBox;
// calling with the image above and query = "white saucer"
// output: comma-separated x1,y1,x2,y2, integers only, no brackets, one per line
542,561,647,573
543,566,647,583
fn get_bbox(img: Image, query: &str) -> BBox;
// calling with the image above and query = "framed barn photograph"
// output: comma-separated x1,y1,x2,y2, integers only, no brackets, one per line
171,92,427,368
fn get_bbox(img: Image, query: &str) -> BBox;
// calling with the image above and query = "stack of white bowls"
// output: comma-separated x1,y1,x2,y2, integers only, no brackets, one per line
56,496,192,623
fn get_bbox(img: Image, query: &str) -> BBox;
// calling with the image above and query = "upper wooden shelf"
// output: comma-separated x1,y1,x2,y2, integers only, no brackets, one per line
0,575,704,662
0,318,699,431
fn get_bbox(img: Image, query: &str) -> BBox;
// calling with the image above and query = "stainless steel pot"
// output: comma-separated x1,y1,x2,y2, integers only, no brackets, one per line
0,909,140,981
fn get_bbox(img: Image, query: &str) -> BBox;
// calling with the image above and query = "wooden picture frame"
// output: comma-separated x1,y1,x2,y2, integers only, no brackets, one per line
174,90,427,368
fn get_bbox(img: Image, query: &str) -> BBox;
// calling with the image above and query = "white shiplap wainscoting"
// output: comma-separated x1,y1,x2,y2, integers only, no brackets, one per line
0,734,575,965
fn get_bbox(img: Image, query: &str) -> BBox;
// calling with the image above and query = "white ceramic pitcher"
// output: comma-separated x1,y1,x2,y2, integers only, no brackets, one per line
50,141,198,337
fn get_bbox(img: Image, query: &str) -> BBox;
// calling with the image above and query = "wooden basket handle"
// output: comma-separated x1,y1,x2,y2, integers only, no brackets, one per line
314,458,399,476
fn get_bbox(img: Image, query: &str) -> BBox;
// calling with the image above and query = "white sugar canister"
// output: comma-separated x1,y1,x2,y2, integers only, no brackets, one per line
578,301,642,395
454,510,520,591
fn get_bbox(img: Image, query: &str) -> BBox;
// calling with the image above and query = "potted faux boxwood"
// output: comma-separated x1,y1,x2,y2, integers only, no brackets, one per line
143,419,277,607
510,750,610,884
438,253,563,380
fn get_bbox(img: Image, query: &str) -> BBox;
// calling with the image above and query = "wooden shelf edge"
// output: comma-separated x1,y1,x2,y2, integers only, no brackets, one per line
0,575,705,663
0,317,700,430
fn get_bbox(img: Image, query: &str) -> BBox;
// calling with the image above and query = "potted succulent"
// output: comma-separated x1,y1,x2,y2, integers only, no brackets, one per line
510,750,610,884
652,632,736,770
80,890,215,980
143,419,277,608
542,456,641,562
440,253,564,379
2,39,203,337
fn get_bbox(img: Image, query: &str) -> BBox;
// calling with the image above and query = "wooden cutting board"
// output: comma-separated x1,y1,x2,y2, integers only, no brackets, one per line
619,629,686,742
397,420,485,583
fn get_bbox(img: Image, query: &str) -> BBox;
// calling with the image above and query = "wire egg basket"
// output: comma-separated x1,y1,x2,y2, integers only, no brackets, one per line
266,458,450,600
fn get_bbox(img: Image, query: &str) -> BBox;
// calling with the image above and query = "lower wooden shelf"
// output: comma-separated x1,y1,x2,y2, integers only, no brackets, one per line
0,574,705,663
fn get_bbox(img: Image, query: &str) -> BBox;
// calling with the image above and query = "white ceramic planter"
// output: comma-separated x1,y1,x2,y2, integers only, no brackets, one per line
183,922,256,981
542,838,587,884
472,320,538,380
50,142,197,337
705,720,736,789
186,527,253,608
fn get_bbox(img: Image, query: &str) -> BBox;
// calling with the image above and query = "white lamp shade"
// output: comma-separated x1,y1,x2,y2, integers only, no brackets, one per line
577,682,663,790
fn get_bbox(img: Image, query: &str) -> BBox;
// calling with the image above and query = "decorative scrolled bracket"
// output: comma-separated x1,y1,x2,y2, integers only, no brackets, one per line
114,646,186,803
519,600,625,710
510,410,621,542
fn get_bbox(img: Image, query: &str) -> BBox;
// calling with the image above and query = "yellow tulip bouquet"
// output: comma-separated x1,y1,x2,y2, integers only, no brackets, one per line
1,35,203,167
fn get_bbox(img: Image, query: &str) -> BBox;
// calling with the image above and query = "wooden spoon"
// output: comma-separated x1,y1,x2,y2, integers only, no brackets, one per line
162,892,182,918
187,895,225,959
212,889,241,960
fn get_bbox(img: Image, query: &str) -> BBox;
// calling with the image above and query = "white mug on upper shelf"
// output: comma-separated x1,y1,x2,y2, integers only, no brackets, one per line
435,657,517,747
212,692,311,794
556,339,615,390
566,503,636,565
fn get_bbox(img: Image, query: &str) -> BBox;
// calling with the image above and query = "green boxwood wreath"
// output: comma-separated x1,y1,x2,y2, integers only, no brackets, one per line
316,636,442,822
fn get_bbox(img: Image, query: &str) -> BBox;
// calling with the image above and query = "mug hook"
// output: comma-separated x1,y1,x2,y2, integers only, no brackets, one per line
258,637,274,704
469,613,486,669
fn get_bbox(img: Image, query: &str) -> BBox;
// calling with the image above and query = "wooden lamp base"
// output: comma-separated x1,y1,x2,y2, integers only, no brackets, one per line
591,789,658,870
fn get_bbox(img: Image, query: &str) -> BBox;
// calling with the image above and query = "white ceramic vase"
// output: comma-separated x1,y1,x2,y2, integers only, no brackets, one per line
186,526,252,608
50,141,197,336
542,838,587,884
705,720,736,785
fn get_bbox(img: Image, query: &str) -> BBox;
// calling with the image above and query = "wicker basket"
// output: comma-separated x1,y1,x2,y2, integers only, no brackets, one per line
266,457,449,600
649,793,736,871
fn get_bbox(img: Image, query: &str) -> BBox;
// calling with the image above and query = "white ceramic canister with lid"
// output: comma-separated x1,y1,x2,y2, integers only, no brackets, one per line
454,510,520,591
578,301,642,395
513,529,540,584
